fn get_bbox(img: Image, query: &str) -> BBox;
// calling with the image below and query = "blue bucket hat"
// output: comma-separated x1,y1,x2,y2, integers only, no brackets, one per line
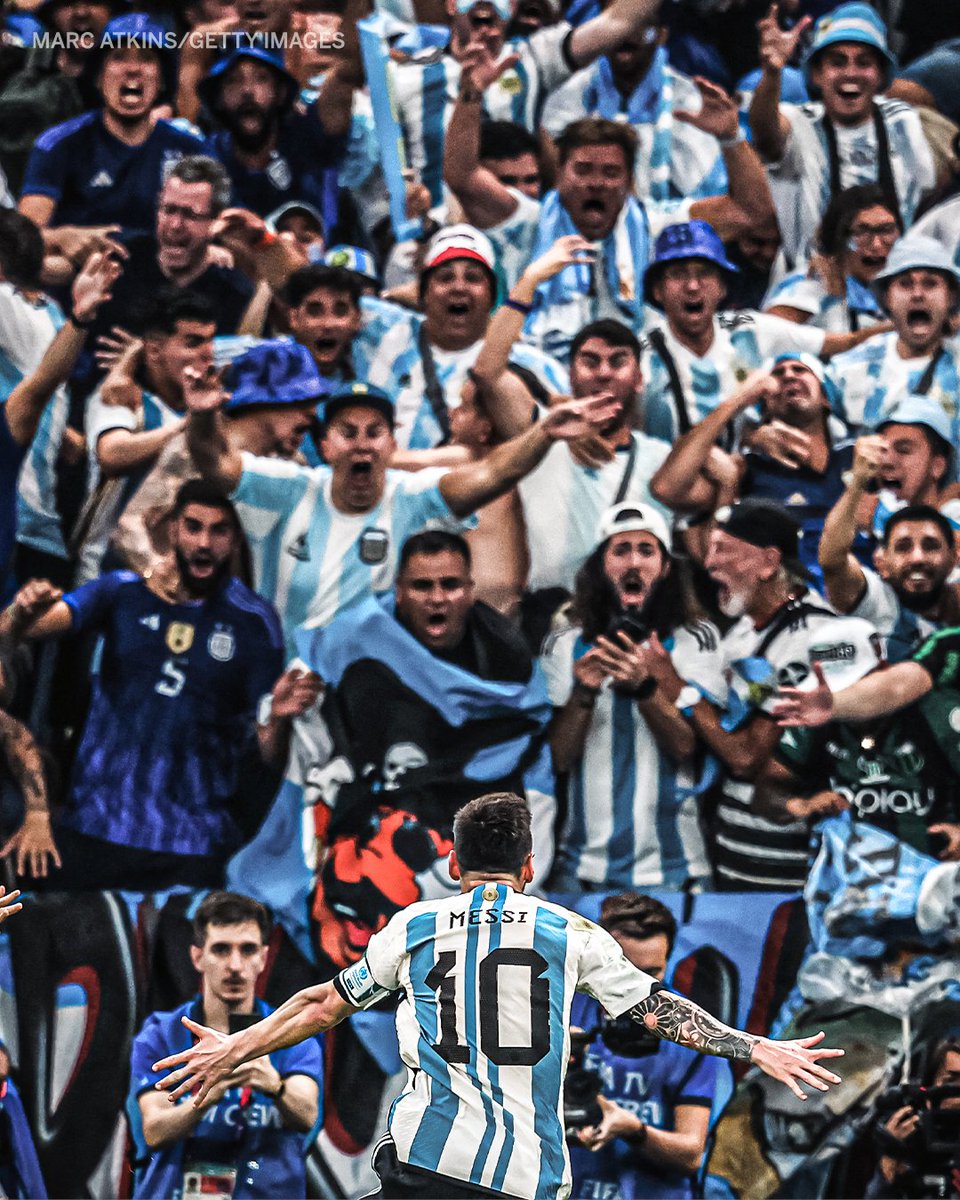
802,3,897,86
324,245,380,288
99,11,168,53
878,395,953,451
199,45,299,118
872,234,960,310
643,220,738,305
322,381,395,429
224,340,328,414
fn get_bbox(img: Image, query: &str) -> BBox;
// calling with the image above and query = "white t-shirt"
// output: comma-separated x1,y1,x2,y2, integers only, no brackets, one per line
541,620,724,887
519,429,672,593
335,882,661,1200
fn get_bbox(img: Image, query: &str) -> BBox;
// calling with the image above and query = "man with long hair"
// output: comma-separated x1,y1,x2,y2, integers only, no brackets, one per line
541,502,721,891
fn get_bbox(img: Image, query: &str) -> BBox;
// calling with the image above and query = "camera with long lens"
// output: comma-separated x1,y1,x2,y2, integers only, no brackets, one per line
564,1028,603,1140
873,1083,960,1198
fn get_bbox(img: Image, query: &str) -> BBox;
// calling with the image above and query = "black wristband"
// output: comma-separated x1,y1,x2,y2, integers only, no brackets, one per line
69,310,95,329
503,297,533,316
633,677,658,702
626,1121,648,1146
572,681,599,708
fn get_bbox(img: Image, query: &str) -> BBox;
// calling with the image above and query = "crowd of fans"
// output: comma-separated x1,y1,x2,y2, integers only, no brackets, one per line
2,0,960,1194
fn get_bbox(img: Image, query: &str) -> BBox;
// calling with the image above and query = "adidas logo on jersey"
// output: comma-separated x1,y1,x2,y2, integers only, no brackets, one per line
90,171,114,188
139,613,161,631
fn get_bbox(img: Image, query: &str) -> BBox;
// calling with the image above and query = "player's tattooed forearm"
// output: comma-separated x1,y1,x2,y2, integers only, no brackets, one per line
628,990,757,1061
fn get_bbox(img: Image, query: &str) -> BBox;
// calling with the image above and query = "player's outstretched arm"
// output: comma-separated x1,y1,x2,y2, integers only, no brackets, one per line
629,990,843,1101
152,981,355,1108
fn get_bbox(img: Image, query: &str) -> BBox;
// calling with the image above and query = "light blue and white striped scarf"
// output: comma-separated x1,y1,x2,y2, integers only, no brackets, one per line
523,190,650,360
583,48,674,202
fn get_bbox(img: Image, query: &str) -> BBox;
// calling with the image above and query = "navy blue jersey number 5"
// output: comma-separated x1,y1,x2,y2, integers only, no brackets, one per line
426,948,551,1066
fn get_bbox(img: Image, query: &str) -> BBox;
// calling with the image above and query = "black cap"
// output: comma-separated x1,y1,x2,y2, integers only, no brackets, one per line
321,381,395,430
714,499,811,579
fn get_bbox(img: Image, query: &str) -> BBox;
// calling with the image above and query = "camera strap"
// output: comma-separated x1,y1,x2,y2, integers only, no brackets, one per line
614,434,639,505
913,345,948,396
646,328,692,435
418,325,452,446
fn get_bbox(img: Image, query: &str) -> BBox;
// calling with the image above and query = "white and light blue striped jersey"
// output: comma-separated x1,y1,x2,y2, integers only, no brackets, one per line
913,194,960,273
391,25,575,204
763,270,885,333
827,330,960,434
232,454,467,647
542,58,728,203
768,98,935,266
354,296,569,449
335,882,660,1200
75,388,184,582
541,621,723,888
0,283,68,560
851,565,940,663
518,430,671,593
639,311,826,443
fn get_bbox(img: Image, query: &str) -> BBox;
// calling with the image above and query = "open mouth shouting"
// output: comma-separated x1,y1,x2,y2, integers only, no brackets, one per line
617,569,646,605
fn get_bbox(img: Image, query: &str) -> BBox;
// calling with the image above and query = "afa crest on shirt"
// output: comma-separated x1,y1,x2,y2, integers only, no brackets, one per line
498,71,522,94
208,627,236,662
165,622,195,654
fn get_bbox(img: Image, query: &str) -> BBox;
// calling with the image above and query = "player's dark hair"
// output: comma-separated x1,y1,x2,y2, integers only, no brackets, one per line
0,210,44,290
171,478,238,527
453,792,532,876
570,319,641,363
192,891,272,947
479,120,539,163
399,529,472,574
599,893,677,955
816,183,901,257
556,117,637,175
140,288,217,338
882,504,955,550
282,264,364,310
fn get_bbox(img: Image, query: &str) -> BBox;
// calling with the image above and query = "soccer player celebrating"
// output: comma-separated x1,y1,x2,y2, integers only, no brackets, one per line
153,792,843,1200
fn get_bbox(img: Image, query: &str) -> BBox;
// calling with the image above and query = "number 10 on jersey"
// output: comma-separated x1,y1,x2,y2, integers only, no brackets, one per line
426,948,551,1067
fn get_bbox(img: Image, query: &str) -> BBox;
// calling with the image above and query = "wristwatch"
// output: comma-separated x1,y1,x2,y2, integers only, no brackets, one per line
675,685,701,716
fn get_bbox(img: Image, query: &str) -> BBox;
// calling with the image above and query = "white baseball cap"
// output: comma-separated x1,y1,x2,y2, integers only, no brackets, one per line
422,224,496,274
804,617,883,692
596,502,672,553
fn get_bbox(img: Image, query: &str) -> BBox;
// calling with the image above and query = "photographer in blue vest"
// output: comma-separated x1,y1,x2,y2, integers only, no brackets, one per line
128,891,321,1199
568,893,722,1200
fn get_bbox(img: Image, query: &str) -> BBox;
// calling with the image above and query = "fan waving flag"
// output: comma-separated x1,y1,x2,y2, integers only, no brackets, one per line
229,596,555,972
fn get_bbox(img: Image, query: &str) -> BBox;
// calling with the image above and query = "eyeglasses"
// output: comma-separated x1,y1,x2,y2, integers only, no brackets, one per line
158,203,214,223
848,222,899,245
